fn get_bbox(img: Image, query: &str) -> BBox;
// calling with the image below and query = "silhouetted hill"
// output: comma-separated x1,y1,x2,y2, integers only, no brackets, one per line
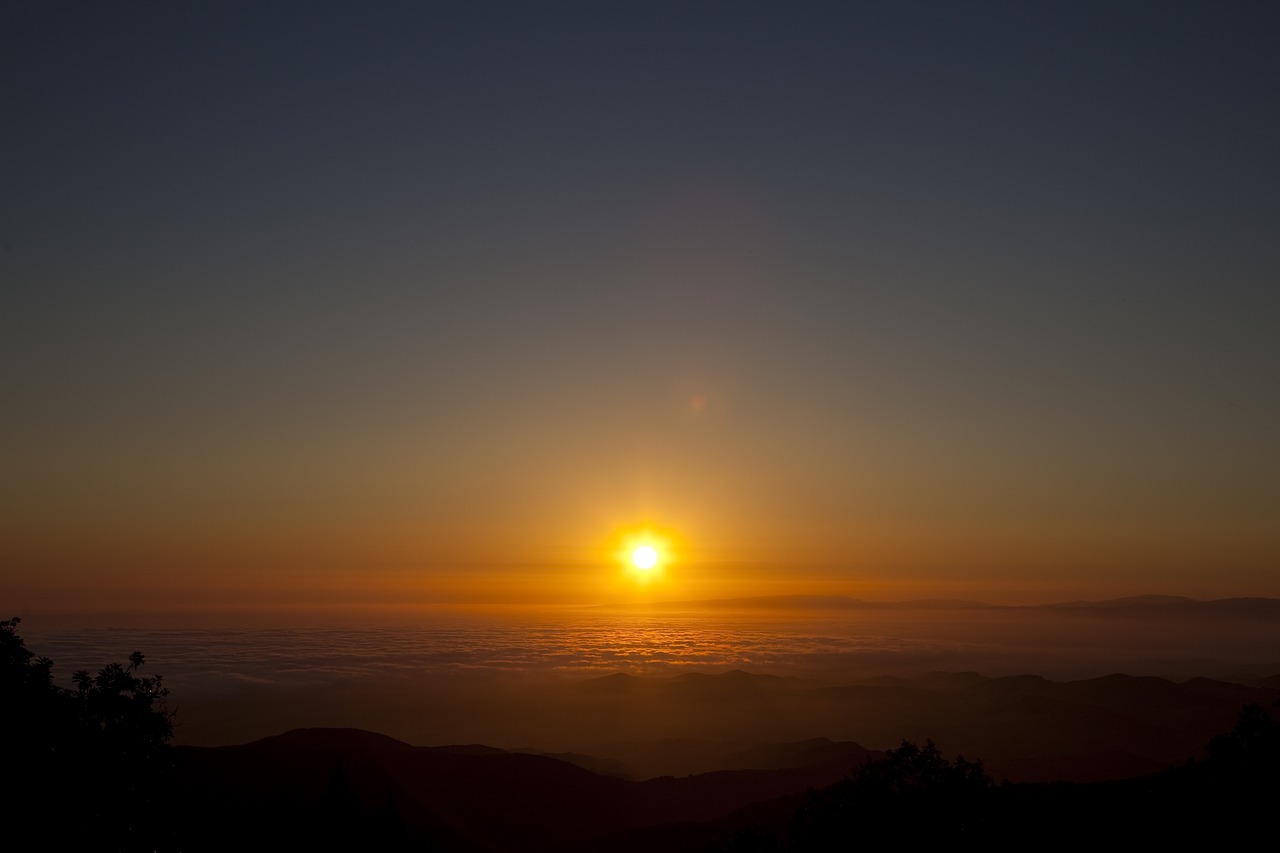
511,748,636,779
861,670,989,690
724,737,875,771
163,687,1280,851
561,668,1280,782
172,727,869,851
813,670,1279,781
168,702,1278,852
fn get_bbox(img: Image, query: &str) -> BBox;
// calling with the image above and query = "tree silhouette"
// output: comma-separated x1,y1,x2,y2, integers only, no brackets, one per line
1208,702,1280,771
1,617,176,851
849,738,990,797
792,739,993,847
2,617,72,830
1199,699,1280,816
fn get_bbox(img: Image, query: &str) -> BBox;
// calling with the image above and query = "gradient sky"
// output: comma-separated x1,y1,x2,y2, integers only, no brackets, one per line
4,1,1279,612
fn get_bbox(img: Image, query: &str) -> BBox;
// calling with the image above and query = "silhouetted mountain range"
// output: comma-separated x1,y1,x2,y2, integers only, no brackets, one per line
546,667,1280,782
12,613,1279,849
168,690,1280,852
172,727,873,851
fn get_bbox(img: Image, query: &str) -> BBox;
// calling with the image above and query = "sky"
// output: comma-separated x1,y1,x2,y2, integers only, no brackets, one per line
4,1,1279,614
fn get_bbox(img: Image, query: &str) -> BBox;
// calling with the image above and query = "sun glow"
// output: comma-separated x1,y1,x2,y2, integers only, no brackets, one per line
632,545,659,570
608,525,682,588
623,538,665,584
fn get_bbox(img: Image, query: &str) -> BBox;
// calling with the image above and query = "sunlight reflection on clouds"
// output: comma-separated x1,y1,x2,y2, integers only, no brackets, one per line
25,603,1273,698
28,614,963,695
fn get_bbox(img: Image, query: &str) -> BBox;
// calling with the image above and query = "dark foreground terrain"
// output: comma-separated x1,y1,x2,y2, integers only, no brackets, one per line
5,616,1279,851
165,708,1279,852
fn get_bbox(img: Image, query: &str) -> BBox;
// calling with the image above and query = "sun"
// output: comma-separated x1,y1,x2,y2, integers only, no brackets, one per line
632,545,659,570
608,525,681,587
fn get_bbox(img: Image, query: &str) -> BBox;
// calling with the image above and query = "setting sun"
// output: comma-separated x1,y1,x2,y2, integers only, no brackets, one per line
606,524,685,590
632,545,659,570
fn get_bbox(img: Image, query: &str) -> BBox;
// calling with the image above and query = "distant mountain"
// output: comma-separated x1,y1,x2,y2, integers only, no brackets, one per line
167,696,1280,851
620,595,878,610
612,593,1280,616
172,727,867,851
724,737,876,771
556,668,1280,783
510,748,636,779
623,595,997,610
860,671,989,690
1044,594,1201,608
1040,596,1280,618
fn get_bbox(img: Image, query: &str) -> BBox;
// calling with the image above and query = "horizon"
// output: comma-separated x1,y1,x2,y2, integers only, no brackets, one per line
12,598,1278,772
14,587,1280,629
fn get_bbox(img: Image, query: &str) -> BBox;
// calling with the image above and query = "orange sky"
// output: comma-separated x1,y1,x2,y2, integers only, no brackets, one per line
5,5,1279,616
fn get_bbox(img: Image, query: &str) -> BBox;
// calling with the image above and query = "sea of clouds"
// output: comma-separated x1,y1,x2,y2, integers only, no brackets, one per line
24,602,1277,699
